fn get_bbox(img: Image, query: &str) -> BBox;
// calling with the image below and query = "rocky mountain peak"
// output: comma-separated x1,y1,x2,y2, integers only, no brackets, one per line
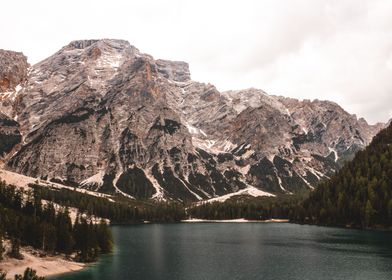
156,59,190,82
64,39,134,52
0,40,387,202
65,39,101,50
222,88,288,115
0,49,29,92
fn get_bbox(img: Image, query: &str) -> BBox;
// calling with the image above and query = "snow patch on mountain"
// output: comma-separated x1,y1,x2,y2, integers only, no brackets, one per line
112,172,135,199
186,123,207,137
328,147,339,162
274,171,289,193
236,164,250,176
145,169,165,201
80,171,104,190
177,175,203,201
202,185,275,203
192,137,236,155
222,88,289,115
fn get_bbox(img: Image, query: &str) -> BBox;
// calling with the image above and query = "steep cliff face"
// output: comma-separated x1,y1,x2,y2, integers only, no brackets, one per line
0,49,29,118
176,87,385,194
0,112,21,158
0,50,27,161
3,40,244,202
0,49,28,92
0,39,386,202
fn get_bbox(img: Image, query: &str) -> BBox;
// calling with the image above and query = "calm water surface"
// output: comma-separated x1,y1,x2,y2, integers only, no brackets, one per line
51,223,392,280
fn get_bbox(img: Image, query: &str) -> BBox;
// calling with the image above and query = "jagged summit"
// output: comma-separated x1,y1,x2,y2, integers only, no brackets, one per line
222,88,288,114
0,49,28,92
65,39,131,50
66,39,102,49
0,39,386,202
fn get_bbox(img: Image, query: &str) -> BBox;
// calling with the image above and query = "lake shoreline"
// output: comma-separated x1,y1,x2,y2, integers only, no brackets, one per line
0,249,86,279
291,221,392,232
50,223,392,280
181,218,289,223
41,220,389,279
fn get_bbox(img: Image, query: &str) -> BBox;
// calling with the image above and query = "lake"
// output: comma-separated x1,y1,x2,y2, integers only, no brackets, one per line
50,223,392,280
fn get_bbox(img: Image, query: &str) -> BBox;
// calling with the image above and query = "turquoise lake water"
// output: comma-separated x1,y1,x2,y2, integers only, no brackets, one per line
50,223,392,280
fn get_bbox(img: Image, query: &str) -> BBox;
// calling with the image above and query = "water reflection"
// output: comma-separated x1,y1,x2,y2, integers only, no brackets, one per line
51,223,392,280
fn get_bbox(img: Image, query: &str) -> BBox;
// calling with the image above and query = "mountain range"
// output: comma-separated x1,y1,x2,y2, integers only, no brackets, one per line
0,39,386,202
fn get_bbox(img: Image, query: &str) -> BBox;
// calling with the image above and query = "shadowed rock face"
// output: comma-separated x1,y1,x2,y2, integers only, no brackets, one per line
0,112,21,157
0,50,27,160
0,39,386,201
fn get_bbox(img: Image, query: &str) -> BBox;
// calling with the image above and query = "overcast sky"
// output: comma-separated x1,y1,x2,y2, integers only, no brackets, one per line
1,0,391,124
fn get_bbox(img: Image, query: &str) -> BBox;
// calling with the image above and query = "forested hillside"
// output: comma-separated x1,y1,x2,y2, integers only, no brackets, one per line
292,123,392,229
0,181,113,262
187,195,302,220
30,184,186,223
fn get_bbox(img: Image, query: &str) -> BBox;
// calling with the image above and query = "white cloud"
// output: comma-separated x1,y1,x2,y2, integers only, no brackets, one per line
0,0,391,123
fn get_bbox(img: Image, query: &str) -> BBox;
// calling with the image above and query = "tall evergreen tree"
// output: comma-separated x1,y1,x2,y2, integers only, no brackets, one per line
0,270,6,280
96,220,113,254
10,238,23,260
0,232,5,261
14,267,45,280
0,181,113,262
55,208,74,254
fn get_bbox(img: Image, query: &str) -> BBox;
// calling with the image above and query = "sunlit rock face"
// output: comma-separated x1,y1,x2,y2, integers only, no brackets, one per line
0,40,385,201
0,49,28,92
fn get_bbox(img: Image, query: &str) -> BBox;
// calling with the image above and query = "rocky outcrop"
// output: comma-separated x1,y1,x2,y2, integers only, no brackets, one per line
156,59,190,82
0,39,386,202
0,50,28,92
176,87,385,194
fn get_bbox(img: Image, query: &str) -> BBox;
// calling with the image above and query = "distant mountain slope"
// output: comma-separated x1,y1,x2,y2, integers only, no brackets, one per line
0,40,386,202
294,122,392,228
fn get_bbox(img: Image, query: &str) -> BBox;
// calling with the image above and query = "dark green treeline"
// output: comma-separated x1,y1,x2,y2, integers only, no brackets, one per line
292,123,392,229
30,184,186,223
0,181,113,262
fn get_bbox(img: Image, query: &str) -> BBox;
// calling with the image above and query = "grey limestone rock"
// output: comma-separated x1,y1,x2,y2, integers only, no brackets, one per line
0,39,386,201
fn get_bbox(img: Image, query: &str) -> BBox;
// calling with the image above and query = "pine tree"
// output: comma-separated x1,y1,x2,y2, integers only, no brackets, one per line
97,220,113,254
12,189,23,211
0,270,6,280
14,267,45,280
55,208,74,255
364,200,375,227
388,199,392,220
10,238,23,260
0,233,5,261
33,190,43,217
40,223,57,253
